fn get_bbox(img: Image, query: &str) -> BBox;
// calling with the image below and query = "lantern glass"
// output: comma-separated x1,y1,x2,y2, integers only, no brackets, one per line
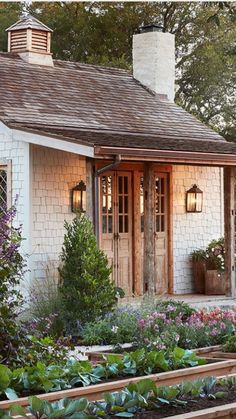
71,181,86,212
186,184,203,213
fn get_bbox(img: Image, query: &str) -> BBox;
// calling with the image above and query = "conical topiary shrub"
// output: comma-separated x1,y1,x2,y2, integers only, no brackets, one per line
59,212,117,333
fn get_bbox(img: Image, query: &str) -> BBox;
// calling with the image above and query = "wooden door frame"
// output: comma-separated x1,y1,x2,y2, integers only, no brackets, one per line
94,161,173,296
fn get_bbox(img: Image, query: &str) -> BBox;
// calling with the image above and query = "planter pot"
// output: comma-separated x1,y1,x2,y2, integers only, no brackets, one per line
205,270,225,295
192,260,206,293
1,359,236,410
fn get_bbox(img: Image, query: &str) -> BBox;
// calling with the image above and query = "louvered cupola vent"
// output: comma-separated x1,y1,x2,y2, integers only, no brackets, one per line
6,14,53,66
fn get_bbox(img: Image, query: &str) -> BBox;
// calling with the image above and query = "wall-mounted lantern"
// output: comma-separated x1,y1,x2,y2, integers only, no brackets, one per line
71,180,86,213
186,184,203,213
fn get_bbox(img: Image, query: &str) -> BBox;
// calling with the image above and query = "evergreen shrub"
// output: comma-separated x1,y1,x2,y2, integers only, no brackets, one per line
59,213,117,332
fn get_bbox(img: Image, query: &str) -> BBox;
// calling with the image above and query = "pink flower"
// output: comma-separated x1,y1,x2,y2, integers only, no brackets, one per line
220,322,226,330
138,319,146,328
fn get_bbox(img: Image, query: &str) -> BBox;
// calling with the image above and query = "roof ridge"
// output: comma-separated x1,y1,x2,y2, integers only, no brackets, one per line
54,59,131,74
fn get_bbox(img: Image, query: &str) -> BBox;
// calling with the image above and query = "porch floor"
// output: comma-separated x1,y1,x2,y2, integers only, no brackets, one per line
121,294,236,309
163,294,236,309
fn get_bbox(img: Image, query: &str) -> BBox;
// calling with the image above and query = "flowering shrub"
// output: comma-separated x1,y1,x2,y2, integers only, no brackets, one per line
0,204,26,364
137,307,236,350
82,306,141,345
205,238,225,272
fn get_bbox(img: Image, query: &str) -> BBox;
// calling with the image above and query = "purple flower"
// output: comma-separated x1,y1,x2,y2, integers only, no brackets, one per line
210,328,218,337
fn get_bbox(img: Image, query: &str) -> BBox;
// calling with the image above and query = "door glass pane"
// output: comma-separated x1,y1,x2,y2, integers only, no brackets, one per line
124,215,128,233
108,215,113,233
102,215,107,233
118,175,129,234
118,176,123,194
124,196,128,213
119,195,123,213
140,176,144,233
101,175,113,234
155,176,165,233
124,176,128,194
161,215,165,232
108,195,112,213
119,215,123,233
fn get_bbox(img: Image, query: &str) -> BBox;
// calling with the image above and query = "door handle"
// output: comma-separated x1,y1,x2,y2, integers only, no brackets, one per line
114,233,120,240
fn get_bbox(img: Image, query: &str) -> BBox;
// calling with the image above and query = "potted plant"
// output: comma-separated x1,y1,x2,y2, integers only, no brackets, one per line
191,249,206,293
204,238,225,295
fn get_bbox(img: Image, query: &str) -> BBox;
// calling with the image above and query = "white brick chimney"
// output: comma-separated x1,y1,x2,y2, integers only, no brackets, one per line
133,24,175,102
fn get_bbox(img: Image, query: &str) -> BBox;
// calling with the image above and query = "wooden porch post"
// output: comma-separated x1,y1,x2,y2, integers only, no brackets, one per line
224,167,235,297
86,158,94,223
143,162,155,294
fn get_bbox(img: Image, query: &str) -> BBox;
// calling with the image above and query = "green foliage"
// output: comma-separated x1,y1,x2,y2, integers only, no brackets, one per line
205,237,225,272
59,213,117,331
0,204,26,365
223,334,236,353
16,335,68,367
154,300,196,321
191,238,225,272
2,376,233,418
0,347,205,400
82,308,139,345
27,273,64,338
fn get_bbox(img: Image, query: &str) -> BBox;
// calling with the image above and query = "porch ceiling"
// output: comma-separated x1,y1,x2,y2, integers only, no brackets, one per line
7,124,236,166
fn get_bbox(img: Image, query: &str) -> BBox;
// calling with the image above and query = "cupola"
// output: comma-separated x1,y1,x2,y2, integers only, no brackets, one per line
6,14,53,66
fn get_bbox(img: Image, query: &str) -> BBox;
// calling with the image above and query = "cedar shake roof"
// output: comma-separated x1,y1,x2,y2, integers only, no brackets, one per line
1,51,236,156
6,15,53,32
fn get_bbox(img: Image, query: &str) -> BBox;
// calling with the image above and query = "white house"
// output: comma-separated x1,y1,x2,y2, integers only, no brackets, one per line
0,15,235,297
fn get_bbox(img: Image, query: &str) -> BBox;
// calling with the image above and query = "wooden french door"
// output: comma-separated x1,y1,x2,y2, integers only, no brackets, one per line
140,172,168,293
100,172,133,296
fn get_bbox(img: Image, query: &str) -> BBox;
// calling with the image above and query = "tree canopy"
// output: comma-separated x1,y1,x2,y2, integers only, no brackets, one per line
0,1,235,140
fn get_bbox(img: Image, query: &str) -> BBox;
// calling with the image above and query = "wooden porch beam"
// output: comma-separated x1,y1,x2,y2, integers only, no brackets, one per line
94,146,236,166
143,162,155,294
224,167,235,297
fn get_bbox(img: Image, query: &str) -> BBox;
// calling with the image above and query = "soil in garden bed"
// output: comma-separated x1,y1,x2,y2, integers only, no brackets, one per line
133,386,236,418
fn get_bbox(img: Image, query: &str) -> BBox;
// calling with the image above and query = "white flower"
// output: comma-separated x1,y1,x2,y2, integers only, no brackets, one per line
111,326,118,333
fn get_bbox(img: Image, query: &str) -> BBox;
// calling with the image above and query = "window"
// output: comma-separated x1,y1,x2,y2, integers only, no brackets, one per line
0,167,8,211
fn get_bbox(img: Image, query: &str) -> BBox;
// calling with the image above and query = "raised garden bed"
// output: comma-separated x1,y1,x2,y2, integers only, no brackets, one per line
193,345,236,360
1,358,236,410
167,401,236,419
87,345,222,362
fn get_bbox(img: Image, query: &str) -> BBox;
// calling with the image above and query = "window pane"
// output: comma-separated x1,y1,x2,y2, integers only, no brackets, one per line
124,215,129,233
107,176,112,194
119,215,123,233
161,196,164,214
102,215,107,233
124,176,128,194
124,196,128,214
108,195,112,213
161,215,165,232
140,176,144,231
102,195,106,213
156,215,160,232
161,178,164,194
119,195,123,213
0,170,7,212
118,176,123,194
108,216,113,233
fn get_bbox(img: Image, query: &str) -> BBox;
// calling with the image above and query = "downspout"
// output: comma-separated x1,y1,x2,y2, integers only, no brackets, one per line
94,155,121,241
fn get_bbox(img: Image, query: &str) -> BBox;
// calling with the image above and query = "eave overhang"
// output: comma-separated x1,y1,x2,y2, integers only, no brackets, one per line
94,146,236,167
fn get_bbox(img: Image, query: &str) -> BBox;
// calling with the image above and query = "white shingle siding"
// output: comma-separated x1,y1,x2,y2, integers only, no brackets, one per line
0,122,225,294
172,165,223,294
30,145,86,281
0,122,30,260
